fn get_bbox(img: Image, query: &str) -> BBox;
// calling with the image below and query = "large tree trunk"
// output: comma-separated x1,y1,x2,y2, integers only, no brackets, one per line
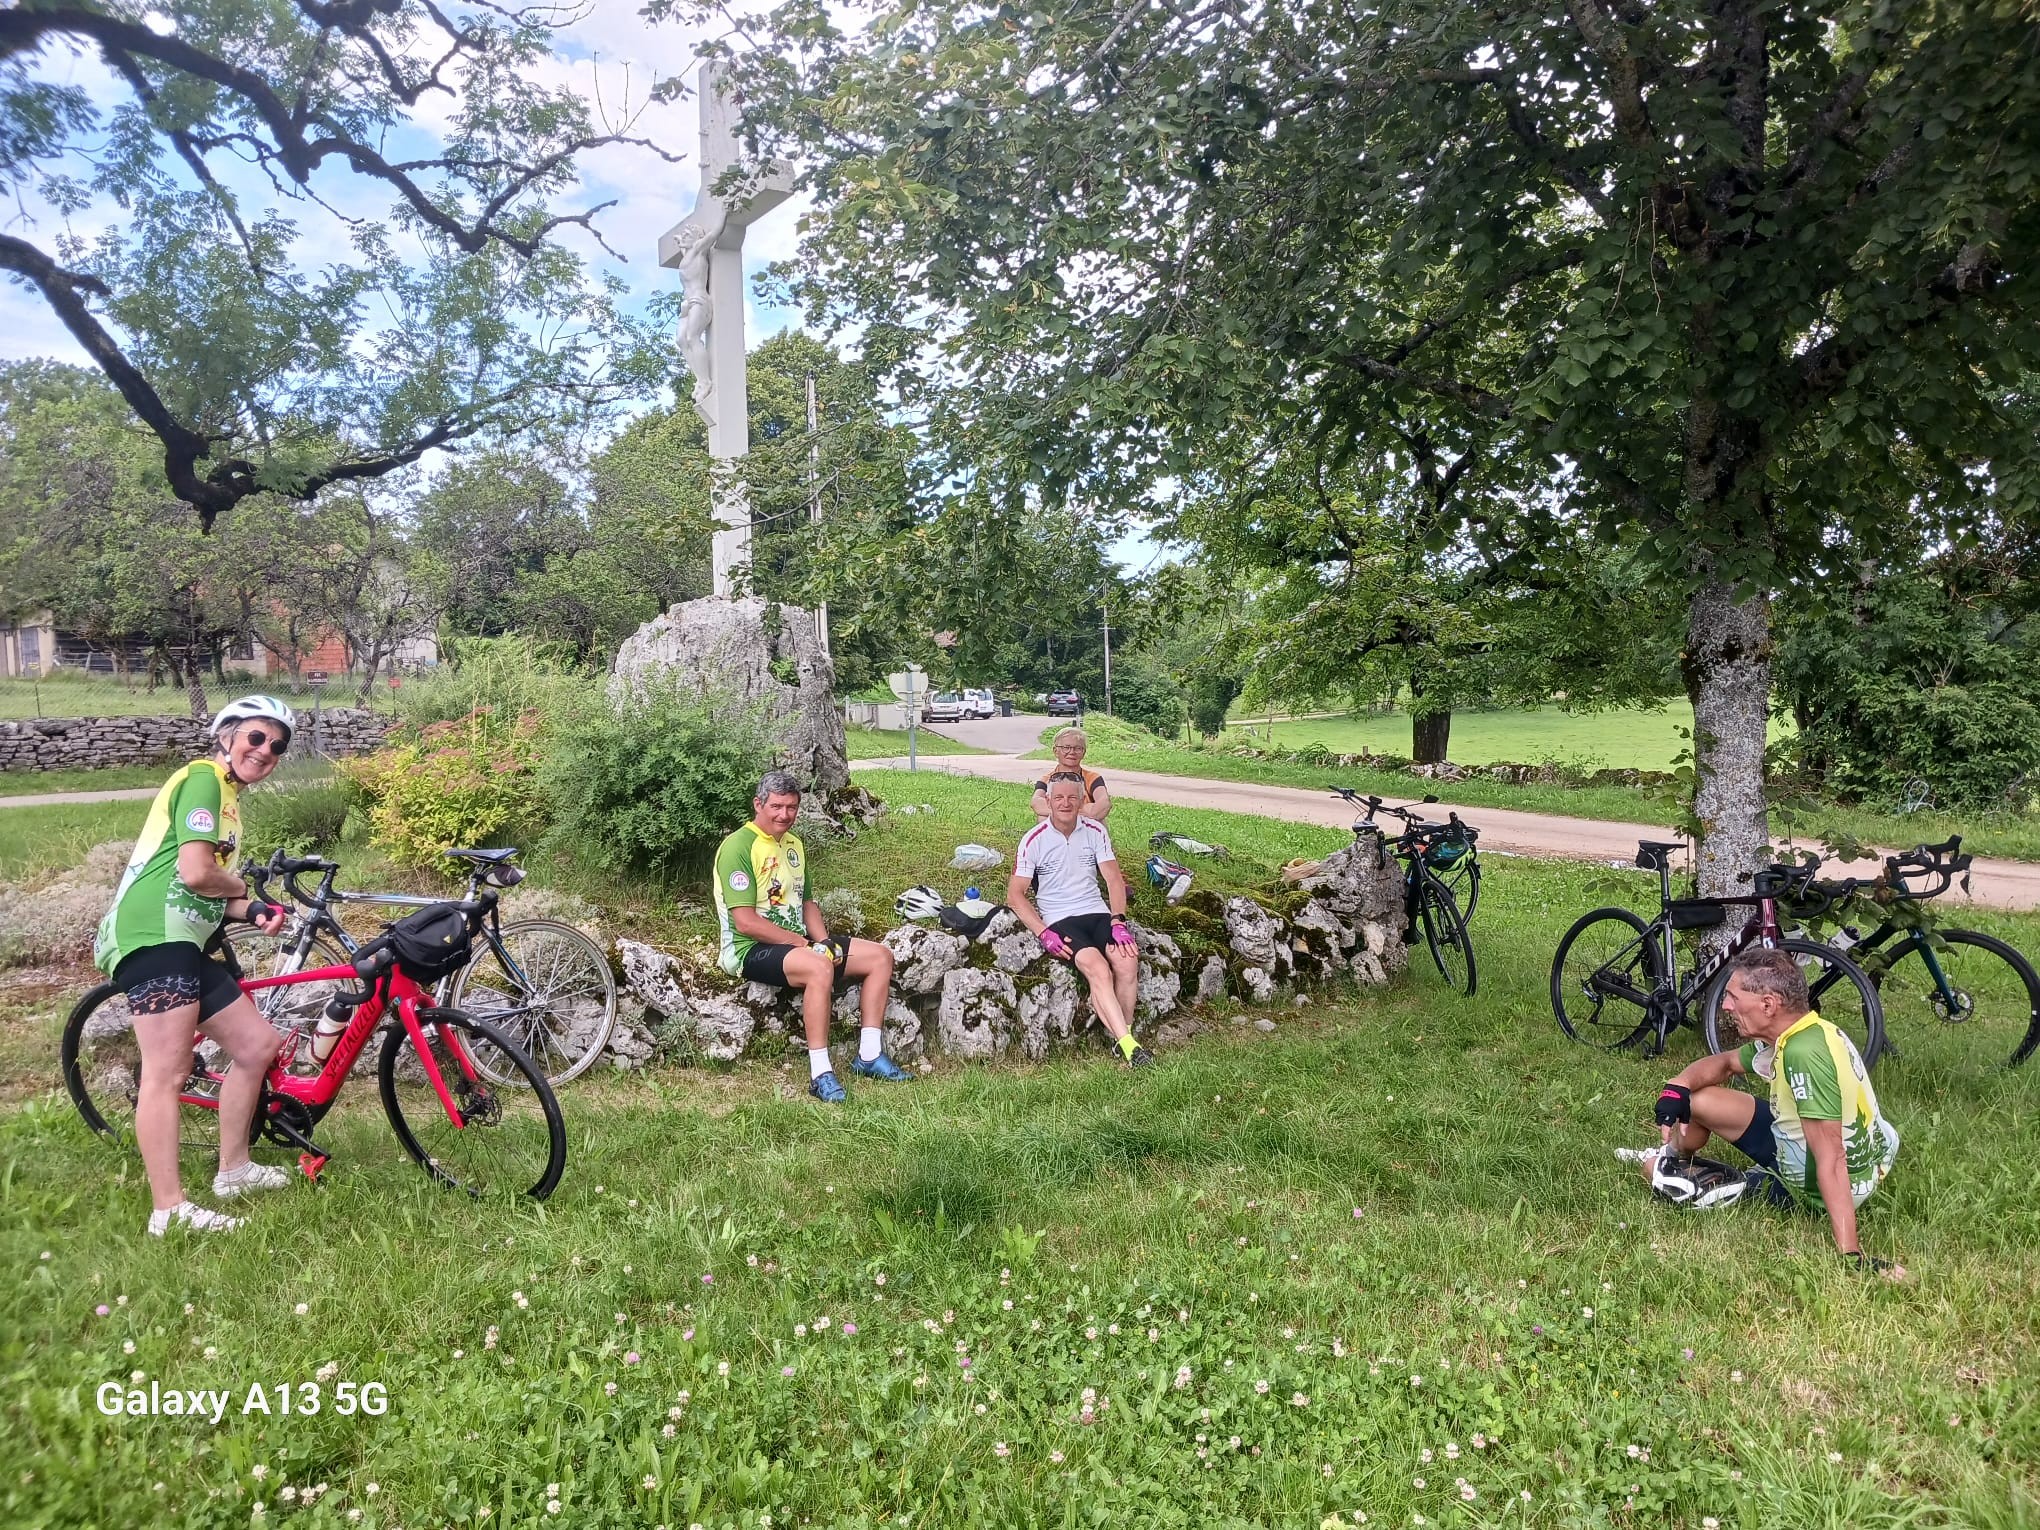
1684,578,1772,903
1411,708,1452,765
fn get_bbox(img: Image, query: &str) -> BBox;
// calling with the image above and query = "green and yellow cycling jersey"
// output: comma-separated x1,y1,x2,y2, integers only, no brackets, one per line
93,759,241,975
712,821,809,974
1740,1010,1900,1206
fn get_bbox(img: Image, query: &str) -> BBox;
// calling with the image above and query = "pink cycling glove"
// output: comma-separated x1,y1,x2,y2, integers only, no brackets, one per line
1039,929,1073,959
1109,918,1136,947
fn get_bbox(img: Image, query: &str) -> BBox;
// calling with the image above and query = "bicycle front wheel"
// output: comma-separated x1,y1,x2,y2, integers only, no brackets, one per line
60,983,228,1156
1875,928,2040,1071
449,918,616,1087
1550,907,1658,1049
379,1009,566,1200
1701,938,1886,1069
1417,873,1477,996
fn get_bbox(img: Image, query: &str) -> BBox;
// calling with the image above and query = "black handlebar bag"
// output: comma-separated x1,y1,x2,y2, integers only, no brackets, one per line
385,905,475,983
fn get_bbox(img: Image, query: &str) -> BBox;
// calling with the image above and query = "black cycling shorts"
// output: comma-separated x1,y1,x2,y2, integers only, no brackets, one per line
1049,912,1120,957
739,941,846,988
110,943,244,1021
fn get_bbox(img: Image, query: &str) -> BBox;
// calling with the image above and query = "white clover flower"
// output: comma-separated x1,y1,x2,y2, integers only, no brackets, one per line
546,1500,561,1515
795,1324,808,1338
1444,1443,1459,1460
994,1442,1010,1457
294,1303,309,1316
251,1466,268,1480
1459,1483,1476,1502
1420,1449,1433,1464
1413,1477,1426,1489
643,1474,658,1489
365,1484,379,1496
1255,1379,1270,1395
1050,1451,1065,1464
1292,1392,1309,1407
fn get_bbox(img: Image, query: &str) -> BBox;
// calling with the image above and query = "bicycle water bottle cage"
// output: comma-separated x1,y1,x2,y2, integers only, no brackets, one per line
1666,899,1729,931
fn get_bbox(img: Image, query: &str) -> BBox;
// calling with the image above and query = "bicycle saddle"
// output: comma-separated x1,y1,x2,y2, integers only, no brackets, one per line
444,847,519,864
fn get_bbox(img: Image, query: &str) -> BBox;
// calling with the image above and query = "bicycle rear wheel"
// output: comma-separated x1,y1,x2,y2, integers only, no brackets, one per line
60,983,229,1156
225,925,354,1036
1417,874,1477,995
1550,907,1659,1048
448,918,616,1086
379,1009,566,1200
1874,928,2040,1071
1700,938,1886,1069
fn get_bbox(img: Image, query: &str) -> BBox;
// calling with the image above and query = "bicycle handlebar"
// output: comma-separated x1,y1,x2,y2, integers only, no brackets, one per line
1883,834,1970,900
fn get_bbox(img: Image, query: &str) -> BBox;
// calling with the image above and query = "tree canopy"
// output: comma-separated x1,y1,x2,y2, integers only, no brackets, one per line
0,0,671,525
708,0,2040,891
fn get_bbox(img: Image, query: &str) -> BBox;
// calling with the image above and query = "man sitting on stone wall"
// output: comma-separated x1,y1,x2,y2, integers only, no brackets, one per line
1008,772,1153,1068
713,770,912,1103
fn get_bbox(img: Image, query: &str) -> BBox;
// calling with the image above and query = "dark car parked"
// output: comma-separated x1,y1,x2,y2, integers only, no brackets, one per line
1045,689,1084,716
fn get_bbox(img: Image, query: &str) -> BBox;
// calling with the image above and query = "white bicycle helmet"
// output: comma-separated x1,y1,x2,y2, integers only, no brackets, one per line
211,694,298,740
1649,1152,1749,1210
895,884,945,921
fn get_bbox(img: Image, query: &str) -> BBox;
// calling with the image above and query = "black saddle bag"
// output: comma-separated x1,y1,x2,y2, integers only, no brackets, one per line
381,904,475,982
1667,898,1729,931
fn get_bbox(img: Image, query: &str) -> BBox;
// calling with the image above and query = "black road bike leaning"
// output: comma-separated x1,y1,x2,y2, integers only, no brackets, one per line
227,847,617,1087
1704,837,2040,1071
1550,839,1886,1065
1333,789,1480,996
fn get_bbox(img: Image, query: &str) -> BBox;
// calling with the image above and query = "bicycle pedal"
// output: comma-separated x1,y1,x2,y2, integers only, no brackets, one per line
297,1152,330,1182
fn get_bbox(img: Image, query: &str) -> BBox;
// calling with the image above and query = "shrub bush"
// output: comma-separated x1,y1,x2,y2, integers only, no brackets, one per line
539,681,778,878
338,714,547,872
1109,658,1185,737
390,635,586,737
242,779,353,857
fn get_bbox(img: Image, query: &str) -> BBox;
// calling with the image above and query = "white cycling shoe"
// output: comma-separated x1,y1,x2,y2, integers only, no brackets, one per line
213,1161,292,1198
147,1201,244,1236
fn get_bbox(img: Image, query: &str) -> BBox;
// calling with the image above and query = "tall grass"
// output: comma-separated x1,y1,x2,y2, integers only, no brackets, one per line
4,806,2037,1527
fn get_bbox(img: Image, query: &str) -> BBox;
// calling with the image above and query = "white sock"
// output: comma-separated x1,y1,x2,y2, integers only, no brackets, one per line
809,1047,833,1081
859,1027,883,1063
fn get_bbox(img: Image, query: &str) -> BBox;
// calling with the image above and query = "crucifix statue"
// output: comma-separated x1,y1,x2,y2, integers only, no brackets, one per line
659,60,794,598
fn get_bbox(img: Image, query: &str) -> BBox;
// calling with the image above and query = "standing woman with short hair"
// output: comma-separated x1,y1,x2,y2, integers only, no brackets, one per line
93,696,297,1235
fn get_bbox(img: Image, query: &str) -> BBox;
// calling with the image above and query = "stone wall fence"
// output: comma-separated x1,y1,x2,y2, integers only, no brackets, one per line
607,840,1409,1070
0,708,393,772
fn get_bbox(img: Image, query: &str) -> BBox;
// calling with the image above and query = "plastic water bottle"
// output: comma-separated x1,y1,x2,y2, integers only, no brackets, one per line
310,996,351,1064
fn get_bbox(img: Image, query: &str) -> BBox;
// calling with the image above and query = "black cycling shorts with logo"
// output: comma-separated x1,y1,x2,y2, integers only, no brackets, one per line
740,941,847,988
111,943,244,1020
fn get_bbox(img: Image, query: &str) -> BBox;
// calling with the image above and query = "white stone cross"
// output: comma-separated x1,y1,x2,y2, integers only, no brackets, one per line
659,60,794,598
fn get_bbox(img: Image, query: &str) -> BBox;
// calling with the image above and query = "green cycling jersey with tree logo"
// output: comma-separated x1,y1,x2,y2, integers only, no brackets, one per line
94,760,241,974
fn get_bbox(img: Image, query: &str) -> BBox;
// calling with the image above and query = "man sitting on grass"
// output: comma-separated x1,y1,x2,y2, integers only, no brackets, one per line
713,771,913,1103
1636,948,1902,1274
1008,772,1153,1068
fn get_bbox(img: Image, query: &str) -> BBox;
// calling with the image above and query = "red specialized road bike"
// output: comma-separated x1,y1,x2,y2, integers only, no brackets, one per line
61,879,566,1200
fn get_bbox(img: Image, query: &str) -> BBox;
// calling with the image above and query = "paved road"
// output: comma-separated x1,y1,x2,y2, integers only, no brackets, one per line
0,786,155,810
854,754,2040,913
922,714,1057,753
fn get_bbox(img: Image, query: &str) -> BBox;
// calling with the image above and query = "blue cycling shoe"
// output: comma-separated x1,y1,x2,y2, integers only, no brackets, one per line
808,1071,847,1104
849,1053,914,1083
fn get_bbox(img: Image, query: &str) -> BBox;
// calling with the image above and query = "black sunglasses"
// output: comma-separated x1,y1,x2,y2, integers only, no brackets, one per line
240,727,289,758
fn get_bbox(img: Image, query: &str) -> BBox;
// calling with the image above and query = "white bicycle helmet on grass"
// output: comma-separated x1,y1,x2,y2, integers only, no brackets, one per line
1649,1151,1749,1210
211,694,298,740
895,884,945,921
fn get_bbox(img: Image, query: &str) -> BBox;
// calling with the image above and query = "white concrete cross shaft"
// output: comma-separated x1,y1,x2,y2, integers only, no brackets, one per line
658,60,794,597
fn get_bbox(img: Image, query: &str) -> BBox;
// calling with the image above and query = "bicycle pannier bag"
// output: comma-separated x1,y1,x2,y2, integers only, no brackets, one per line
1667,898,1729,931
387,904,474,982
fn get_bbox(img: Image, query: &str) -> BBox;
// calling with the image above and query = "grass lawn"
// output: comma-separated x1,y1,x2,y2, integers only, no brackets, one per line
843,726,986,761
0,765,198,797
1054,718,2040,864
4,783,2039,1527
1230,701,1795,774
0,675,391,721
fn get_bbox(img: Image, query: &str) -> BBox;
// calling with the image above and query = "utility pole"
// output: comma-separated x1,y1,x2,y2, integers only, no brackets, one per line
805,371,829,656
1101,593,1113,717
904,666,918,772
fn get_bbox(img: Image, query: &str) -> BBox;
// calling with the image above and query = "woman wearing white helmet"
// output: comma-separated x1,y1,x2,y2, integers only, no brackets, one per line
91,695,298,1235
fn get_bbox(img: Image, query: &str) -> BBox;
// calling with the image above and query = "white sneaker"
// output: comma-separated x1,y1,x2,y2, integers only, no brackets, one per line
213,1161,291,1198
1613,1146,1658,1166
147,1201,244,1236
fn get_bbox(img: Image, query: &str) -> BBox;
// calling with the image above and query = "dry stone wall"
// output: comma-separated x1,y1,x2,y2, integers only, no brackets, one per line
609,841,1407,1070
0,709,392,772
